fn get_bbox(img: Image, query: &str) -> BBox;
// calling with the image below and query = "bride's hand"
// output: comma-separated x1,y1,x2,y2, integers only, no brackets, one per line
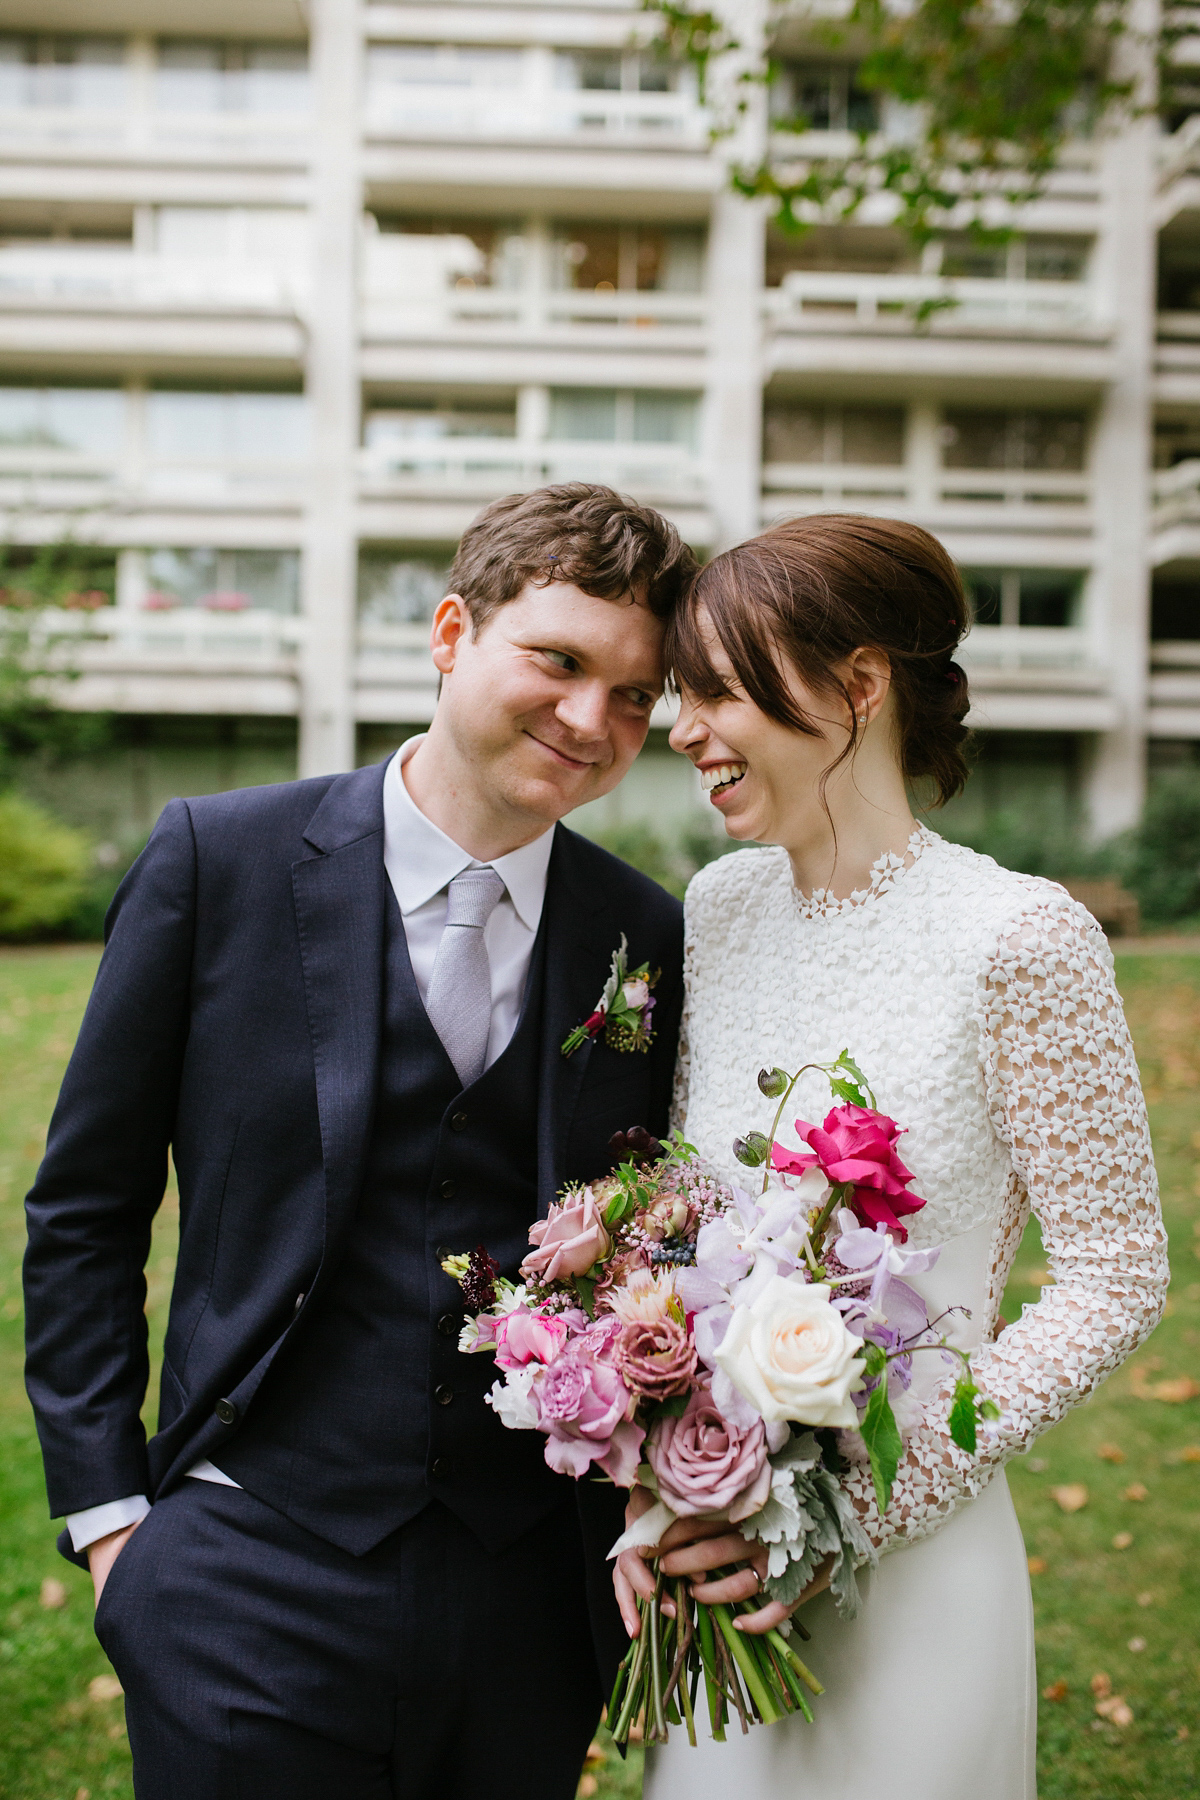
657,1528,833,1635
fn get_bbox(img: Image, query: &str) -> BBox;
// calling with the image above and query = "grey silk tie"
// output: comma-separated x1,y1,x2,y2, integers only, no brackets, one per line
425,864,507,1088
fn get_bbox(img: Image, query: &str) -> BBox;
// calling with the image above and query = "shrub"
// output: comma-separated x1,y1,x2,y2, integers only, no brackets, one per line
1122,771,1200,923
0,792,91,940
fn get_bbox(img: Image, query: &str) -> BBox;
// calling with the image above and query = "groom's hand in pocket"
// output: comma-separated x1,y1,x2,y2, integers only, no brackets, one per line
87,1520,141,1609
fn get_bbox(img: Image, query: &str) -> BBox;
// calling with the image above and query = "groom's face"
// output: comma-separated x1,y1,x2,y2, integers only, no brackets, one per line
430,579,665,828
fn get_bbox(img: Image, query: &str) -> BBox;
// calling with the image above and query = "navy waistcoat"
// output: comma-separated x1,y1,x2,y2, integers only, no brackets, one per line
217,886,567,1555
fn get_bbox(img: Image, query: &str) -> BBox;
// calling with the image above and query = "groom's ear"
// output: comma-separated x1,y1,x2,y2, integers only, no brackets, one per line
429,594,473,676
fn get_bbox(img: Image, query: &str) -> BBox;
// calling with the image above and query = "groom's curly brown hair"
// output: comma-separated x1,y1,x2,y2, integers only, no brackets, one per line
449,483,697,627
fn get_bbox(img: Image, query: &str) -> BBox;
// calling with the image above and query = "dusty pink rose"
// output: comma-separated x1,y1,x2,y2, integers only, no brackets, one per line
646,1386,771,1522
521,1187,611,1283
493,1308,570,1373
772,1103,927,1243
615,1316,698,1402
641,1189,697,1243
538,1326,643,1485
622,977,651,1010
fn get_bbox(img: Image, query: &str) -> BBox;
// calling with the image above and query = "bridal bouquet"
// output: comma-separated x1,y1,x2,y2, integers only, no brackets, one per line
443,1052,997,1749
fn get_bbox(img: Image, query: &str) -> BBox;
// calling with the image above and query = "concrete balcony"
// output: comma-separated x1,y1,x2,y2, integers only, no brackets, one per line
1154,314,1200,407
1151,457,1200,567
765,273,1113,389
956,625,1120,731
356,437,712,542
0,247,305,369
0,105,310,171
1148,640,1200,737
762,463,1094,541
363,85,705,149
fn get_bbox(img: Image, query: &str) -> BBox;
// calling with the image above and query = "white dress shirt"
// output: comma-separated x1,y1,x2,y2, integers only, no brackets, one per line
65,737,555,1552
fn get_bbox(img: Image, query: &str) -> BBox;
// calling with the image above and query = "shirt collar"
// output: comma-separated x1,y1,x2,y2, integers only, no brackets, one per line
383,736,554,931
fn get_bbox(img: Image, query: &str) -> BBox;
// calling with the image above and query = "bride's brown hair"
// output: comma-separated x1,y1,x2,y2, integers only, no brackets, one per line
667,514,972,807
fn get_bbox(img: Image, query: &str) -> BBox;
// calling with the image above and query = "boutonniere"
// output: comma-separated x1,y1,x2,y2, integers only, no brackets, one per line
561,933,658,1058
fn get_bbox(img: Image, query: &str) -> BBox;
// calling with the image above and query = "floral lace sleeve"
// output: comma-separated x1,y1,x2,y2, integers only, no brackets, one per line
841,895,1169,1554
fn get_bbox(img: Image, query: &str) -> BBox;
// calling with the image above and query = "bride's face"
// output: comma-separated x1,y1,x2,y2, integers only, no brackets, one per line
669,611,851,846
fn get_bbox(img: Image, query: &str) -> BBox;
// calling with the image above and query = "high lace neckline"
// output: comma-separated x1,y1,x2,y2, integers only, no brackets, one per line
790,822,939,922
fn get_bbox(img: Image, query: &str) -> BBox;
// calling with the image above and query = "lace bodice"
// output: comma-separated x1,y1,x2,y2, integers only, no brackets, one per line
674,828,1168,1553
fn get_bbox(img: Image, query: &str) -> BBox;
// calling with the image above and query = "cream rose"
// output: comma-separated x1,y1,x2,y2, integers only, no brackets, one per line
714,1276,865,1429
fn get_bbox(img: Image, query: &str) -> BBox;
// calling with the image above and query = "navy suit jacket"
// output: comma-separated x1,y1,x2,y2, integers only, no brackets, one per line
23,758,683,1676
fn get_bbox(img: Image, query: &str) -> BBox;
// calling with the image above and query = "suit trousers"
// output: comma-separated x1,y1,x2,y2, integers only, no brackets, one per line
94,1480,603,1800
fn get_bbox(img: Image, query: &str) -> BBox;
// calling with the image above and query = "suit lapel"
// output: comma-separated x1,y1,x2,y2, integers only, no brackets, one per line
292,760,389,1249
536,824,617,1214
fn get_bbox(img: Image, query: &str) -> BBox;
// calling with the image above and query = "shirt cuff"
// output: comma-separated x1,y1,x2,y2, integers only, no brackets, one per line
65,1494,152,1554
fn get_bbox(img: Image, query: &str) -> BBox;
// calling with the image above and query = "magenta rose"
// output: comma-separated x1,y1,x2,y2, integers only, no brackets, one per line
615,1316,698,1402
538,1328,644,1486
772,1102,927,1242
521,1187,611,1284
646,1386,771,1522
492,1308,570,1373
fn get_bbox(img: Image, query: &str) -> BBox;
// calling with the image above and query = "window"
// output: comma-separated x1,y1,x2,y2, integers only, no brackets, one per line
358,550,454,624
552,225,703,293
549,389,698,449
0,385,124,454
763,403,905,466
765,224,913,287
555,51,685,94
941,410,1087,472
363,401,516,445
1150,580,1200,641
962,568,1082,629
0,37,126,110
367,44,522,90
155,42,309,113
145,547,299,613
145,391,308,462
770,62,878,133
938,235,1089,282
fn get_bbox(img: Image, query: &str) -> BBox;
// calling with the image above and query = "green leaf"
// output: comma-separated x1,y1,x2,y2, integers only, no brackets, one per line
653,1392,690,1418
948,1378,979,1454
857,1379,903,1515
859,1340,888,1381
575,1275,596,1320
828,1075,870,1109
603,1190,632,1227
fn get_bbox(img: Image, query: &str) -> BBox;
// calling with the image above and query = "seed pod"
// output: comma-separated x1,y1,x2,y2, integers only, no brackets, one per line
733,1131,771,1167
757,1067,790,1098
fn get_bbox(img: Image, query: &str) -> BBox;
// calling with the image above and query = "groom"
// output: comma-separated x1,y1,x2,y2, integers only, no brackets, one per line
23,483,694,1799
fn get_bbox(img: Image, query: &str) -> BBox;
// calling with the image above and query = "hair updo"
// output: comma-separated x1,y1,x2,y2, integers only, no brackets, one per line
667,514,972,807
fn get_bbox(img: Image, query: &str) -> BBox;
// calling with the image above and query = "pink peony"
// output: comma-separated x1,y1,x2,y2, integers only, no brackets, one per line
615,1317,698,1402
646,1386,771,1522
772,1103,927,1243
492,1308,570,1372
521,1187,611,1284
538,1325,644,1486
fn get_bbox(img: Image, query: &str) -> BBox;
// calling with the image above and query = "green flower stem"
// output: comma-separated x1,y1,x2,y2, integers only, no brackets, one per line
612,1607,650,1744
673,1585,698,1748
808,1181,849,1257
763,1634,814,1722
694,1601,725,1743
713,1605,780,1724
648,1582,667,1742
607,1640,633,1726
768,1628,825,1697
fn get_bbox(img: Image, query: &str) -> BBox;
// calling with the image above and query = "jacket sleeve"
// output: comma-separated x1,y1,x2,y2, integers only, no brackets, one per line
23,800,198,1518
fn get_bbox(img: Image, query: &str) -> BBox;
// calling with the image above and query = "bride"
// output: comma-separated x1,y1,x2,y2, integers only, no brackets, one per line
613,514,1168,1800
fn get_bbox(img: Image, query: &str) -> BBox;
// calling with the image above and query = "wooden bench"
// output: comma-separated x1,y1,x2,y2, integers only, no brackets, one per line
1062,879,1140,938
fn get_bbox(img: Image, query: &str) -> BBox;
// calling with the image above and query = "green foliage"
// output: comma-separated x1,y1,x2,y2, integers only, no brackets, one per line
0,548,116,781
939,807,1113,884
0,794,91,941
0,541,116,612
591,819,744,899
856,1343,904,1515
643,0,1132,245
1121,771,1200,924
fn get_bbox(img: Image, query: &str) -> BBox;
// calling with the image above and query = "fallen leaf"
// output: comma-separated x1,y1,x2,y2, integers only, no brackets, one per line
1091,1672,1113,1699
1141,1377,1200,1404
1027,1555,1048,1575
1112,1531,1134,1550
1050,1483,1088,1513
87,1675,122,1703
1095,1695,1134,1727
1042,1679,1069,1701
75,1790,90,1800
1178,1726,1191,1742
107,1722,126,1740
39,1577,67,1610
583,1742,605,1769
1128,1637,1147,1653
1122,1483,1149,1502
1026,1457,1048,1473
578,1777,598,1799
1180,1445,1200,1462
1098,1442,1125,1463
1137,1591,1155,1607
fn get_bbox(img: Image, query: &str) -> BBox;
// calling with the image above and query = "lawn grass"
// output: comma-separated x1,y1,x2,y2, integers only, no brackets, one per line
0,946,1196,1799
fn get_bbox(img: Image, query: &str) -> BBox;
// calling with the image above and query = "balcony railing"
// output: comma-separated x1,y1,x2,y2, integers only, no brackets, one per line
1152,457,1200,527
0,104,308,161
0,248,304,314
363,87,704,144
16,605,305,663
765,272,1104,336
359,438,707,504
957,625,1095,673
762,463,1092,524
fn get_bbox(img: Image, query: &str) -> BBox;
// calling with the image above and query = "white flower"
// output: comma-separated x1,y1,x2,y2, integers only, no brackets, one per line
606,1267,678,1324
485,1366,541,1430
714,1276,865,1429
622,977,651,1010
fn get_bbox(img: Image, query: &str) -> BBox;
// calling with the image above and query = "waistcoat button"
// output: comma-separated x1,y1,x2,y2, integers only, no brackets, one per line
434,1384,454,1406
437,1312,460,1337
450,1111,468,1132
436,1244,451,1263
214,1398,239,1426
431,1456,450,1479
440,1178,456,1200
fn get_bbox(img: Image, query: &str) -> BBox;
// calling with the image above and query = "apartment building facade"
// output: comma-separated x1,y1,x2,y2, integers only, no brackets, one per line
1,0,1198,848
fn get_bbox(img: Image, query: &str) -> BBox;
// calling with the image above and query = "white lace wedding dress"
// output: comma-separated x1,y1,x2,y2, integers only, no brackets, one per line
644,826,1168,1800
